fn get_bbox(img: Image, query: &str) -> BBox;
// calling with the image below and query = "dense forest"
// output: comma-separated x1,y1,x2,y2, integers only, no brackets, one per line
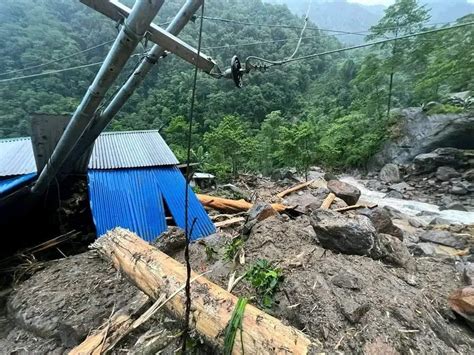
0,0,473,179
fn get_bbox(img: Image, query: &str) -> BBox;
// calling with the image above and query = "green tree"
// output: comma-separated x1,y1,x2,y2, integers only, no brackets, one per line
203,115,254,179
367,0,430,115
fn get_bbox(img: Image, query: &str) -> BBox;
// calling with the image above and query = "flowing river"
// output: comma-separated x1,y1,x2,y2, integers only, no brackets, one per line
340,176,474,225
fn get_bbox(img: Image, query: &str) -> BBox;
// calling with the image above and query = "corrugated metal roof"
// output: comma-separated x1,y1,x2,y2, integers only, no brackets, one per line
31,114,91,174
87,167,215,241
0,173,36,196
89,130,179,169
0,130,179,176
0,137,36,176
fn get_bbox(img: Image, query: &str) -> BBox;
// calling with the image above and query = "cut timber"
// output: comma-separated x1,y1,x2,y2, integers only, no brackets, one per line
197,194,289,213
91,228,313,354
215,216,246,228
276,180,315,198
320,193,336,209
333,204,378,212
70,292,149,354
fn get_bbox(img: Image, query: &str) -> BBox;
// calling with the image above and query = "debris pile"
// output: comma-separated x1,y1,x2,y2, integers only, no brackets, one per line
0,170,473,353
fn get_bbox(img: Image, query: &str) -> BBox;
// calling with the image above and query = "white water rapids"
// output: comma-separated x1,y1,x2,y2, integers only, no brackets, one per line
340,176,474,225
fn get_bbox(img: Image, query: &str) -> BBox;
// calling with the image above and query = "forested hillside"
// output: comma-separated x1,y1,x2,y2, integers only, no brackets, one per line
0,0,473,179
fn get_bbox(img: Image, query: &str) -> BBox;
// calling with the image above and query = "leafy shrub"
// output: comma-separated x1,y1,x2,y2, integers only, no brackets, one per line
245,259,283,308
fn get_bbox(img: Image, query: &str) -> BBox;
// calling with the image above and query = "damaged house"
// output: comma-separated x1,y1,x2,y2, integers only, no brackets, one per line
0,115,215,242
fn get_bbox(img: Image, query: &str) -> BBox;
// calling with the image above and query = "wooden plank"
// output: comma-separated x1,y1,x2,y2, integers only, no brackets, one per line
276,180,315,198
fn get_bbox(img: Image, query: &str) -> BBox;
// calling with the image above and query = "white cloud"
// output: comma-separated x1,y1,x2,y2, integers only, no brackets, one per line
347,0,394,5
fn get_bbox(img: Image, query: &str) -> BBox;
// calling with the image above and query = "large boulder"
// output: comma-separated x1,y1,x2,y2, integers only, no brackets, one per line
379,163,401,183
435,166,461,181
369,108,474,168
413,148,466,173
463,169,474,182
327,180,361,205
419,230,468,249
242,202,277,235
311,209,381,257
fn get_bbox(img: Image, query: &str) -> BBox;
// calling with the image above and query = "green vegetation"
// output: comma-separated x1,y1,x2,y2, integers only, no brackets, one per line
245,259,283,308
1,0,473,178
223,237,244,262
223,297,247,355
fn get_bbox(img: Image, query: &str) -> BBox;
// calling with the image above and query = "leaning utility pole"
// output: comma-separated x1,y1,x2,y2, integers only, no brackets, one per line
66,0,206,167
32,0,164,194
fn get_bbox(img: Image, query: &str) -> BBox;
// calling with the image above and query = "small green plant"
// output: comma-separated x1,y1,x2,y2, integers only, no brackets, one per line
245,259,283,308
224,237,243,261
204,244,217,261
223,297,247,355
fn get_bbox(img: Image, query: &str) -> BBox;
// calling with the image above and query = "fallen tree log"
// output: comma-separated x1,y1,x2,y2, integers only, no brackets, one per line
91,228,314,354
70,292,150,355
320,193,336,209
197,194,289,213
276,180,315,198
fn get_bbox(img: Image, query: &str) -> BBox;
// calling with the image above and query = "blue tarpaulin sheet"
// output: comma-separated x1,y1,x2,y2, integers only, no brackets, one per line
0,173,36,196
87,166,215,242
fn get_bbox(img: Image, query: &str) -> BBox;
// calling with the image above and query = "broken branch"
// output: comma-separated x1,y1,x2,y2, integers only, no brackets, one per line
320,193,336,209
276,180,315,198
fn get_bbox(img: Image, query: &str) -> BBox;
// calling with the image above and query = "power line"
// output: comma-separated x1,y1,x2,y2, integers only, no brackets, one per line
0,40,114,77
288,0,312,59
0,62,103,83
246,21,474,68
198,15,454,37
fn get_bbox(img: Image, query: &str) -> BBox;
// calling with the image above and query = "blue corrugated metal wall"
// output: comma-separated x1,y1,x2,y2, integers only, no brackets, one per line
87,167,215,241
0,173,36,196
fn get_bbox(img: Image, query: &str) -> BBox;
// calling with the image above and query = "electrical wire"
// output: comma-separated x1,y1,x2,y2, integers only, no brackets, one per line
287,0,312,59
0,40,114,77
197,15,453,37
246,21,474,68
0,62,104,83
181,1,205,352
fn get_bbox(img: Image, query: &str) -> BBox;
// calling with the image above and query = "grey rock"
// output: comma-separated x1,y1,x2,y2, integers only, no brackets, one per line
463,169,474,182
243,202,277,235
385,190,404,199
327,180,361,205
463,263,474,285
378,233,415,271
380,163,401,183
331,271,362,290
419,230,467,249
368,108,474,168
436,166,461,181
358,207,404,240
389,182,413,193
311,209,381,257
409,242,438,256
154,227,186,255
441,202,468,212
451,185,467,195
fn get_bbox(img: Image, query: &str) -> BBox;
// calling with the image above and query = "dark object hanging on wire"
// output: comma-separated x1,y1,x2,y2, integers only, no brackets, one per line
220,20,474,88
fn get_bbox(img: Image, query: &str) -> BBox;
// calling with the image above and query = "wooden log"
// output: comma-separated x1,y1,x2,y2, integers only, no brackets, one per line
197,194,289,213
214,216,246,228
333,203,378,212
91,228,313,354
320,193,336,209
276,180,315,198
70,293,150,355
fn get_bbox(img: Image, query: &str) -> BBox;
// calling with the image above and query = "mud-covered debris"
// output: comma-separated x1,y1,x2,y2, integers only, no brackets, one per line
243,202,277,235
327,180,361,205
448,286,474,329
153,227,186,255
419,230,468,249
359,207,404,240
378,234,415,271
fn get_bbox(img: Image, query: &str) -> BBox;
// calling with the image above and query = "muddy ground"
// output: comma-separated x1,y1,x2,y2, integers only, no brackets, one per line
1,173,473,354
